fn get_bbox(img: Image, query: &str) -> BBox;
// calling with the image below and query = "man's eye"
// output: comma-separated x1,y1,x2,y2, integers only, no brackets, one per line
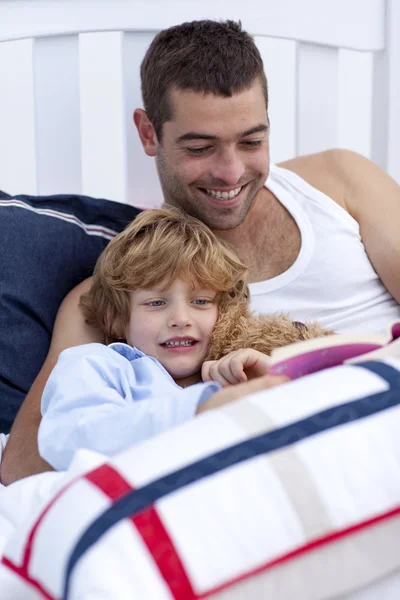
186,147,209,155
243,140,262,148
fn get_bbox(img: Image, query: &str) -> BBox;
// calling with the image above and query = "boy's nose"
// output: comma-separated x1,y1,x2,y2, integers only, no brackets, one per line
168,309,191,328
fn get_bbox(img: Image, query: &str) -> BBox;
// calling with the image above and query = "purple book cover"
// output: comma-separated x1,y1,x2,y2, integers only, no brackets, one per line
268,343,383,380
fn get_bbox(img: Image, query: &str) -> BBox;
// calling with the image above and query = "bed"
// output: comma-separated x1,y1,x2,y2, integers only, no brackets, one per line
0,0,399,598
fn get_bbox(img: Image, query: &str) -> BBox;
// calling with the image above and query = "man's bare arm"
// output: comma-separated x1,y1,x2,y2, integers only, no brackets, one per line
0,277,103,485
337,150,400,303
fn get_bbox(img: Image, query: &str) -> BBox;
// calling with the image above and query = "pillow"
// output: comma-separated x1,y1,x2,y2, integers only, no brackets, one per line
0,191,141,433
2,358,400,598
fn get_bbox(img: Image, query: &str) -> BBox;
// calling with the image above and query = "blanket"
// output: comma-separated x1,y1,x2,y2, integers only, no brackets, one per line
0,359,400,599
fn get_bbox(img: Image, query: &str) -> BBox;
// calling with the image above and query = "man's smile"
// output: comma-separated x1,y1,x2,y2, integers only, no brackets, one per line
197,183,249,206
205,186,242,199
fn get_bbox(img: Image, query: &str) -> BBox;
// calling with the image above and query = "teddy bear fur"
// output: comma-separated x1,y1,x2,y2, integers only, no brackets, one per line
205,300,334,362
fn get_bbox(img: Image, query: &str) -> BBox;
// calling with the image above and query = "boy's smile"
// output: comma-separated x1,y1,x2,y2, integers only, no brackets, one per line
125,278,219,386
161,336,198,349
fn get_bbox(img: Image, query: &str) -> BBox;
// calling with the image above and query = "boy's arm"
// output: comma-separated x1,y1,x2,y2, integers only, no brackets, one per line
0,277,103,485
39,348,220,471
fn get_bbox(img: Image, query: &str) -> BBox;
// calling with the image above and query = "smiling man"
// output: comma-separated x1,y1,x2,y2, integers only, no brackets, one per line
136,85,270,233
2,19,400,484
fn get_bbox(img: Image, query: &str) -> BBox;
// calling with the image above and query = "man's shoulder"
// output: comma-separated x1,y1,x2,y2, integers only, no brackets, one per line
278,148,363,175
277,149,367,211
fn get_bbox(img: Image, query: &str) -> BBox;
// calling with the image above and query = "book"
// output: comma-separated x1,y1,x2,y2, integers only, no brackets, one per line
268,322,400,380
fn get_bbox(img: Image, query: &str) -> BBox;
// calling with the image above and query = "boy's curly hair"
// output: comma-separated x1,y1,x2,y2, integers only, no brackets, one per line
80,206,248,342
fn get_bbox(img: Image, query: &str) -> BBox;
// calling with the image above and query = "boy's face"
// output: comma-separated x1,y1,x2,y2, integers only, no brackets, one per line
125,278,219,386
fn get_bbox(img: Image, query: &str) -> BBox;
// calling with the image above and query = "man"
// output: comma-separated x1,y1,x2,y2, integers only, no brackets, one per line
1,20,400,485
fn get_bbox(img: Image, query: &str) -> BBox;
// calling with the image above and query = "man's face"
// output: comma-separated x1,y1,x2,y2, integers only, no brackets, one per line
156,80,270,230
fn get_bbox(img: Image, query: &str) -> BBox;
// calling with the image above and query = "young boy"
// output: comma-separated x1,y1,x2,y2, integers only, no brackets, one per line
38,208,252,470
38,208,324,471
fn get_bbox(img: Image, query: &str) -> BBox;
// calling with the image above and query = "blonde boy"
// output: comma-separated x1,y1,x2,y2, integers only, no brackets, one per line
38,208,264,471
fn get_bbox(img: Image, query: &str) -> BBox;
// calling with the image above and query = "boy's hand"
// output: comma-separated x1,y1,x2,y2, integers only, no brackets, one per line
202,349,272,387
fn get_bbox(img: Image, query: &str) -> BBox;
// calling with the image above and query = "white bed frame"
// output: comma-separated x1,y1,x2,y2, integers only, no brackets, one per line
0,0,398,208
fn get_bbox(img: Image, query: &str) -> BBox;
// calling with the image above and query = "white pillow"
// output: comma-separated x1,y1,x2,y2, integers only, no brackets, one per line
2,359,400,599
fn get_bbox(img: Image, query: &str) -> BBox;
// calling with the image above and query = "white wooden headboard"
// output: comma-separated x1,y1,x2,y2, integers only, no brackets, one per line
0,0,398,207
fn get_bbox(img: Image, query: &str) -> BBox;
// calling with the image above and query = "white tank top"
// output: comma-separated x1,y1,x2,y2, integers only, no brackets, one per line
249,164,400,334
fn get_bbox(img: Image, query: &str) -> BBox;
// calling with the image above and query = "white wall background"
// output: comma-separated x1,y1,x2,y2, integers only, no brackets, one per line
0,0,398,207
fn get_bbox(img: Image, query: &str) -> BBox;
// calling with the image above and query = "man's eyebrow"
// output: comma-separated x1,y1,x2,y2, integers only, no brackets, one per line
176,132,217,142
176,124,268,143
241,124,269,137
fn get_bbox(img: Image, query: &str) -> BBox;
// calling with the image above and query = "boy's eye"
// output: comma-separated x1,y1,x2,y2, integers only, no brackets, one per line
193,298,213,306
146,300,165,307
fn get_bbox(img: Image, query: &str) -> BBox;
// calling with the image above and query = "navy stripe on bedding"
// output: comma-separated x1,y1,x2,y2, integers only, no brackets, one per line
63,360,400,598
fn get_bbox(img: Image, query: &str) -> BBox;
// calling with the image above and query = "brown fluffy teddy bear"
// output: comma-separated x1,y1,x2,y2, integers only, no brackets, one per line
205,300,334,362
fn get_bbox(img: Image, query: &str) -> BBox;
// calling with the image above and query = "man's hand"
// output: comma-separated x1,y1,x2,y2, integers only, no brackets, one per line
196,372,289,414
202,349,271,387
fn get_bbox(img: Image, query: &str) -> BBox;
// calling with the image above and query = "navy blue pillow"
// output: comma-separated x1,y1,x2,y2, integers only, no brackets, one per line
0,191,141,433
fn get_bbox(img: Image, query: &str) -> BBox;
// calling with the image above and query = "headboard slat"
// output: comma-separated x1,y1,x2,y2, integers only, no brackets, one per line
33,35,82,195
0,39,37,195
297,44,339,158
256,36,297,163
122,31,162,208
337,49,375,161
79,32,127,204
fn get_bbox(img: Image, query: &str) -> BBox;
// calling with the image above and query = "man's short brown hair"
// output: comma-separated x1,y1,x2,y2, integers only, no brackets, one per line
140,20,268,140
80,207,248,341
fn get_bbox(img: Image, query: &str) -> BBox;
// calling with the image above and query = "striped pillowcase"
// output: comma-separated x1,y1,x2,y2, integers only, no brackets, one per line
2,358,400,599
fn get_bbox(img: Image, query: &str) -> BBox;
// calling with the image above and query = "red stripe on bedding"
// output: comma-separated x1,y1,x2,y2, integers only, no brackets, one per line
85,463,133,500
129,504,400,600
2,557,57,600
132,506,196,599
1,477,79,600
85,465,195,597
197,504,400,598
1,464,133,599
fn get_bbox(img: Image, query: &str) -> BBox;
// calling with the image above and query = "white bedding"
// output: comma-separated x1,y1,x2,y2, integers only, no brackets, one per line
0,360,399,599
0,449,106,598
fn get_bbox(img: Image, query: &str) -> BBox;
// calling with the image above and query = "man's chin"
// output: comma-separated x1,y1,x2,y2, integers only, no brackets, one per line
198,205,251,231
194,184,261,228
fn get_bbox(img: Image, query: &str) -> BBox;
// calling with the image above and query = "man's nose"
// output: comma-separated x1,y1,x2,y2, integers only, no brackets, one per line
209,149,245,187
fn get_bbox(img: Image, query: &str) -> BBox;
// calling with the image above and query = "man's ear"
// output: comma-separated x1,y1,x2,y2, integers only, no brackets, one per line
133,109,158,157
